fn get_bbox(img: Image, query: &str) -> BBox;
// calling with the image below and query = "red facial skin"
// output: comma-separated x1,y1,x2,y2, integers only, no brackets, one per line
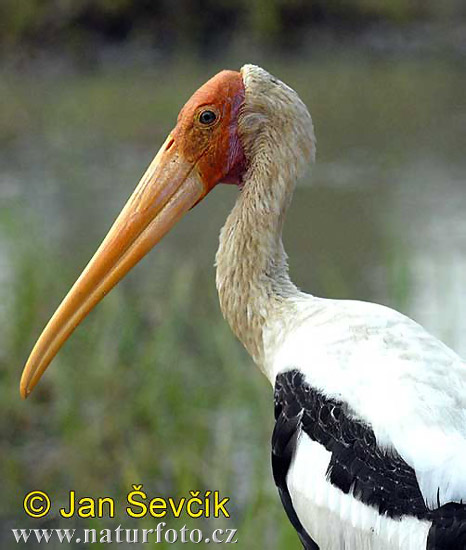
172,70,247,192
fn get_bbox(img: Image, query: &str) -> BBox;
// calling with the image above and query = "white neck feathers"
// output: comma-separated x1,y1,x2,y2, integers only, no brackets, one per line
215,65,316,367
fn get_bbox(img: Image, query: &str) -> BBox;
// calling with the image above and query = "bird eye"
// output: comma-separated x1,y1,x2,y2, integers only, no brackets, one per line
199,110,217,126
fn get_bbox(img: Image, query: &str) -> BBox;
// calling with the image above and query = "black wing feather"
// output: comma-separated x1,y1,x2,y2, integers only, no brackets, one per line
272,384,319,549
273,369,466,550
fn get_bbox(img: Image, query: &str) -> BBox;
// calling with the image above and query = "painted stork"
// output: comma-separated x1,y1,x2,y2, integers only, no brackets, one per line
20,65,466,549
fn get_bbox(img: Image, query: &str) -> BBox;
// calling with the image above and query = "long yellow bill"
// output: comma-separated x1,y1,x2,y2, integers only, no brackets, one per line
20,135,206,398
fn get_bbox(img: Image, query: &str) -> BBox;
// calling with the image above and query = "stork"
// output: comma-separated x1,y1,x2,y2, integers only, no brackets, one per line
20,65,466,549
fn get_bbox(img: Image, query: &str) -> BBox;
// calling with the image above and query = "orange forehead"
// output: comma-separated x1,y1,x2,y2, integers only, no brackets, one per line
178,70,244,122
173,70,246,191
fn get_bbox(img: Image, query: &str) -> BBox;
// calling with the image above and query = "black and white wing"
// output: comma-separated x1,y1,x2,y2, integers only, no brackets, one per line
267,298,466,550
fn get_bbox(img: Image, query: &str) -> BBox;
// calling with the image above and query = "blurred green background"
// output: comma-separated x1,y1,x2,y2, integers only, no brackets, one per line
1,1,466,548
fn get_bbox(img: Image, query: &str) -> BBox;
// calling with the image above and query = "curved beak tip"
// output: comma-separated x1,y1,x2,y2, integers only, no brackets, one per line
19,375,32,399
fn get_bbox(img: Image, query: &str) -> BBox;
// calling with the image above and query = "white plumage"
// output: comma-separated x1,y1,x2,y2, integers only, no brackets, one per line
263,296,466,548
216,65,466,548
289,433,432,549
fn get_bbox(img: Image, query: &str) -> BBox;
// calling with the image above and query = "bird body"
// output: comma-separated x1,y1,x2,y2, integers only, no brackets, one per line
214,66,466,548
268,297,466,549
20,64,466,549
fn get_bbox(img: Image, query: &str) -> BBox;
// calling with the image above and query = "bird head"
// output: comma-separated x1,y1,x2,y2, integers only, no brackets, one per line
20,64,315,398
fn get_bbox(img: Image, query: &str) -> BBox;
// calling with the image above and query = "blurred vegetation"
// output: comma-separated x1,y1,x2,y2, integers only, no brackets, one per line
0,234,294,548
0,9,465,545
1,0,465,58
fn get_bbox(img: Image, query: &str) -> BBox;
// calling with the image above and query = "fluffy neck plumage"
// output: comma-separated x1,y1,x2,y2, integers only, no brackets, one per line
215,161,299,366
215,64,316,368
